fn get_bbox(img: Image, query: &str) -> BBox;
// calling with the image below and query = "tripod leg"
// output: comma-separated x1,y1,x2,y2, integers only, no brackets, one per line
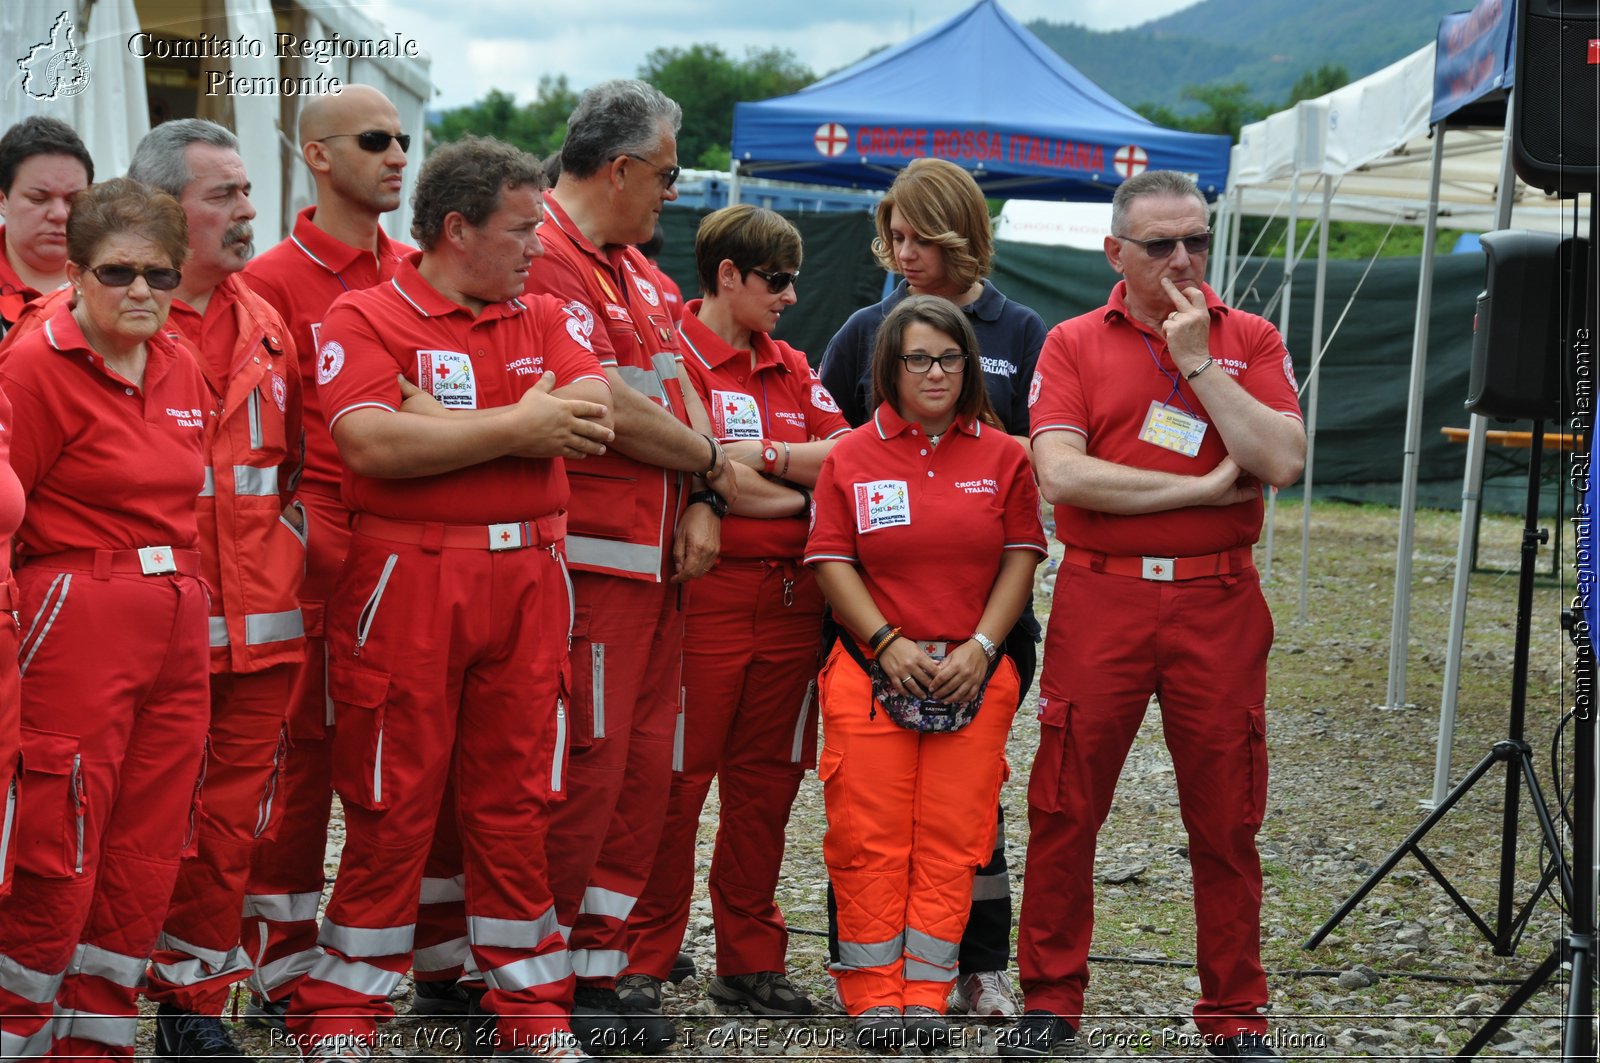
1453,947,1561,1061
1518,749,1577,910
1561,932,1595,1063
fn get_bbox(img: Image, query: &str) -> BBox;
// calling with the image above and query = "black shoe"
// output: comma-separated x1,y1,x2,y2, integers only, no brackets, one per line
571,984,631,1057
852,1007,904,1054
666,951,696,984
706,971,813,1016
1207,1032,1280,1059
242,993,287,1032
997,1010,1077,1059
411,978,472,1016
903,1005,952,1054
614,974,678,1054
466,987,499,1058
154,1004,249,1059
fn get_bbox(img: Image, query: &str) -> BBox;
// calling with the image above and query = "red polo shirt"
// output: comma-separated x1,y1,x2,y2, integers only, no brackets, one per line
0,305,211,556
0,227,51,332
805,403,1044,642
1029,281,1303,557
316,254,608,523
0,385,25,554
678,300,849,560
243,207,413,496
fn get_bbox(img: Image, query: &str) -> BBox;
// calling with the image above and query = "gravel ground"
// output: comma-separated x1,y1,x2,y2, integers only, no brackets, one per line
141,501,1593,1059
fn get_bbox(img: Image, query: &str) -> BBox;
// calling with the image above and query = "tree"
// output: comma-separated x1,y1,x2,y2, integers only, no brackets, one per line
1285,63,1350,106
432,75,578,158
638,45,814,168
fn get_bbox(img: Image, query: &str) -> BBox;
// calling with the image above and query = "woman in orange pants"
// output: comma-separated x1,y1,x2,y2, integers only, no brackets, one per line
805,295,1044,1053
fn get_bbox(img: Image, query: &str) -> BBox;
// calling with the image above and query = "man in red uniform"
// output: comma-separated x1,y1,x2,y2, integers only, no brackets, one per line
240,85,470,1023
0,117,92,334
116,119,307,1060
286,135,614,1060
1002,171,1305,1061
521,79,740,1054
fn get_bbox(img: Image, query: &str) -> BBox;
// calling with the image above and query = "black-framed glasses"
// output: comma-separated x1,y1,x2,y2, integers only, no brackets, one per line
616,152,681,190
749,266,798,294
321,130,411,154
899,353,967,374
84,263,183,290
1115,230,1212,258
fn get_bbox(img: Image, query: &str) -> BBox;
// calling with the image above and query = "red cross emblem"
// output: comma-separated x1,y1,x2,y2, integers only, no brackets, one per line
1151,563,1165,575
152,551,166,563
814,122,849,158
499,530,512,543
871,491,884,504
436,363,450,379
725,401,739,414
321,352,336,372
1590,38,1600,64
1113,144,1149,179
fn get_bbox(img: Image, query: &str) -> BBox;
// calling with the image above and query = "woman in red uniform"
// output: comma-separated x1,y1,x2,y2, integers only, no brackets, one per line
805,295,1044,1053
0,384,22,901
618,205,849,1044
0,178,213,1061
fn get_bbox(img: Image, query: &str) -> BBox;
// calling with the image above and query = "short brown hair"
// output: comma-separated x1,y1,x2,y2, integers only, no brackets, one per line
411,136,544,251
870,295,997,427
67,178,189,269
871,159,992,291
693,204,802,296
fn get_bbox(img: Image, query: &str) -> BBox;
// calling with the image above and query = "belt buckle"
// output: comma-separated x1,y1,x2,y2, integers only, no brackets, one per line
1140,556,1176,581
918,640,949,660
138,545,178,575
487,523,525,552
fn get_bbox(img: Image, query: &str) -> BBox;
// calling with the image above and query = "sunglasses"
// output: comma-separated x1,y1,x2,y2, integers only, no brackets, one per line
899,353,967,374
321,130,411,153
84,263,183,290
1116,230,1212,258
750,266,798,294
616,153,681,190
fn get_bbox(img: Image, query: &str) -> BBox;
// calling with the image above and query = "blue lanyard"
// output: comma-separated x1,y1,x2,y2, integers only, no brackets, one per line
1141,335,1199,418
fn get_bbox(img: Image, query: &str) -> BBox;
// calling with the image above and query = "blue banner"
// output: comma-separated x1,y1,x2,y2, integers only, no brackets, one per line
1431,0,1516,124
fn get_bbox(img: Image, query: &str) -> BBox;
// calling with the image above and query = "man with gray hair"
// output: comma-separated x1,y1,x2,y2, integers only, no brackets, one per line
520,78,743,1055
129,119,309,1062
1002,170,1305,1060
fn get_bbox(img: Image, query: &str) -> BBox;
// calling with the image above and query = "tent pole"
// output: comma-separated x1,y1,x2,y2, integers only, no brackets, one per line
1226,180,1243,305
728,166,742,206
1431,112,1519,808
1384,125,1447,711
1210,192,1231,293
1267,172,1301,582
1297,176,1333,622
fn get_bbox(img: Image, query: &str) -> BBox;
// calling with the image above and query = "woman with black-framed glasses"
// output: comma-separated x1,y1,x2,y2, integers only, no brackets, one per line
0,178,215,1059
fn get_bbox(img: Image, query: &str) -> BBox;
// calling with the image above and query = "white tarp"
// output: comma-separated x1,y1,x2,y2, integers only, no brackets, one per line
994,199,1113,250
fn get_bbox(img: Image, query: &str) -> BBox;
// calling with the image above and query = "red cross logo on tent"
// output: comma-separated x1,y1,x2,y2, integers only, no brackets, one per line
814,122,849,158
1114,144,1149,179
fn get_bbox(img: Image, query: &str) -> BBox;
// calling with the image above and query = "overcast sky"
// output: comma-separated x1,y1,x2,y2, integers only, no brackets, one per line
362,0,1200,111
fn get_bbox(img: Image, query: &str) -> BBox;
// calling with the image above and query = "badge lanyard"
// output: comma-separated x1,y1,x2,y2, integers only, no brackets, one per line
1141,334,1198,417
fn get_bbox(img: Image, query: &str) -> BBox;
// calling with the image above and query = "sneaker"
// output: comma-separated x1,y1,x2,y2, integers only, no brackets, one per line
1207,1032,1280,1059
571,984,631,1057
666,951,696,984
496,1030,593,1061
154,1004,248,1059
614,974,678,1053
411,978,472,1016
243,993,288,1032
951,970,1019,1017
706,971,814,1016
852,1006,904,1054
997,1010,1077,1059
903,1005,952,1053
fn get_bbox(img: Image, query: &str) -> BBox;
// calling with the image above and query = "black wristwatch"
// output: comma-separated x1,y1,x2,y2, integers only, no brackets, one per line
687,488,728,519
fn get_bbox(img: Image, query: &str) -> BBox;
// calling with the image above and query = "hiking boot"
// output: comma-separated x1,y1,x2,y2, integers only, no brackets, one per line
706,971,813,1016
496,1030,593,1061
903,1005,952,1053
614,974,678,1053
411,978,472,1016
571,984,631,1057
154,1004,248,1059
950,970,1019,1017
666,951,696,984
852,1006,904,1054
1207,1032,1280,1059
997,1010,1077,1059
243,993,288,1032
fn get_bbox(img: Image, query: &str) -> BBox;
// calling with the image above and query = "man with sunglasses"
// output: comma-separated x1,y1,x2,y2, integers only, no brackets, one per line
119,119,307,1060
521,78,746,1055
1004,171,1305,1062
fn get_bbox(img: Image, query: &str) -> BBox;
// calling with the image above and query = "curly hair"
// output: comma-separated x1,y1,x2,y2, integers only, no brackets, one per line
410,136,544,251
66,178,189,269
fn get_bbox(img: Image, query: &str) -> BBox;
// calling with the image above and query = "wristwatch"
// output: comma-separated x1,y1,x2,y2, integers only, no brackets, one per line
687,488,728,519
971,632,999,660
761,439,781,475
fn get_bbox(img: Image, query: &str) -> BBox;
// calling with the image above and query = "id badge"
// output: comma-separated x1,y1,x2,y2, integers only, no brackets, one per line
1139,400,1208,457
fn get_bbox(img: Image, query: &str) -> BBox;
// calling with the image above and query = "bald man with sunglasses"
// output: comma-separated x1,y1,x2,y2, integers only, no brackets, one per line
1003,171,1305,1062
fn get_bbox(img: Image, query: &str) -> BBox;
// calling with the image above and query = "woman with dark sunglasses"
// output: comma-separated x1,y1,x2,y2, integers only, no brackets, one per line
615,205,850,1048
0,178,215,1059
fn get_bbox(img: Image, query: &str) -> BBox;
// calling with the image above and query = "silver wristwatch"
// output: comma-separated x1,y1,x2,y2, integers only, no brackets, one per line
971,632,999,660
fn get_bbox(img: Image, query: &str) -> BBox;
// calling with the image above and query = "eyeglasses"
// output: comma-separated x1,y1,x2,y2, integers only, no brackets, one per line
1115,230,1212,258
749,267,798,294
899,353,967,374
320,131,411,153
616,153,681,190
83,263,183,290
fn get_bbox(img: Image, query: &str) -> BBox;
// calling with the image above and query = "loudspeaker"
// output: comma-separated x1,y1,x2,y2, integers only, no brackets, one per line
1466,230,1586,420
1511,0,1600,196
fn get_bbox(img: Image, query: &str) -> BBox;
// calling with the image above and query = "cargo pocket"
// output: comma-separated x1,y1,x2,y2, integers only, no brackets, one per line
182,739,210,856
329,662,392,811
1027,697,1070,815
817,746,862,869
790,678,819,769
1244,703,1268,828
253,724,289,839
14,727,84,878
0,766,16,892
565,606,601,748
